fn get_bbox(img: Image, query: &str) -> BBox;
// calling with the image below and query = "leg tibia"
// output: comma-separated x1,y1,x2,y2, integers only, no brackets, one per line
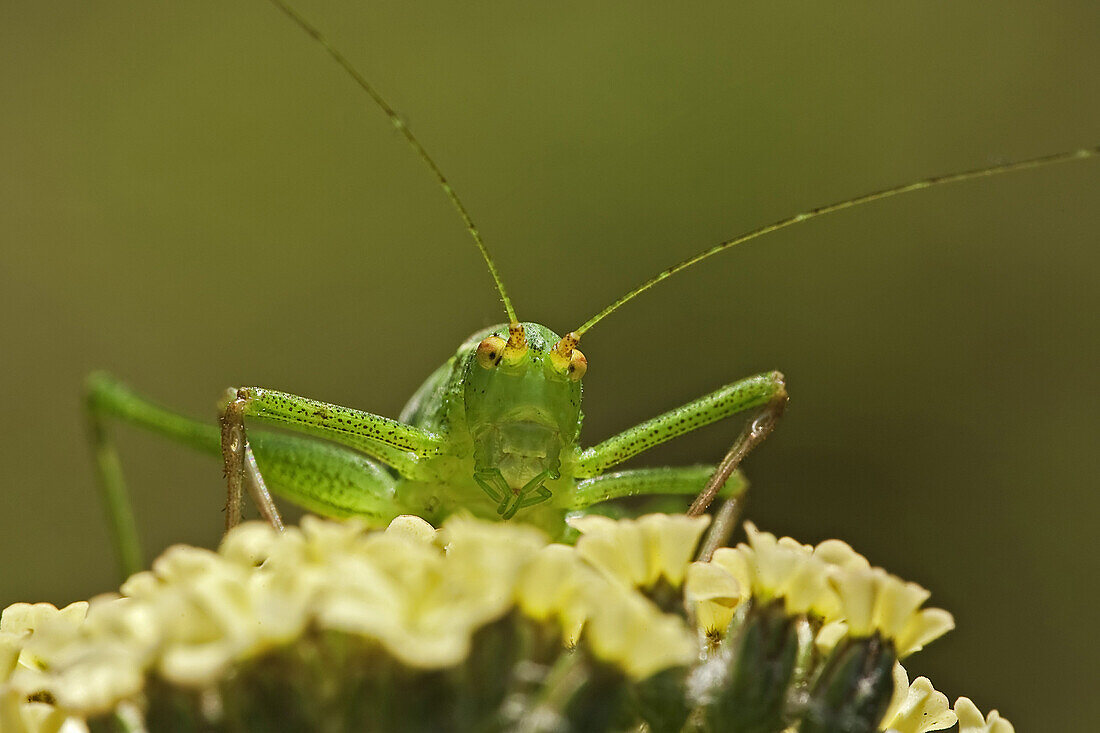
567,465,748,511
249,432,399,523
85,377,145,579
574,371,787,476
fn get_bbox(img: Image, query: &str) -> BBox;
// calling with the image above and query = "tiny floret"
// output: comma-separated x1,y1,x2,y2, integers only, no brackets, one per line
828,566,954,657
954,697,1016,733
568,513,710,588
879,663,957,733
685,522,872,635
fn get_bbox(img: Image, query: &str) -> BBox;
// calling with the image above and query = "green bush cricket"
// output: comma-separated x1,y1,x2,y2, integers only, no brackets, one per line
80,0,1099,581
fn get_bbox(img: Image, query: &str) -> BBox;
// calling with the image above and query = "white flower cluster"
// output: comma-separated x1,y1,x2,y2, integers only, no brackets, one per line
0,513,1015,732
0,514,707,724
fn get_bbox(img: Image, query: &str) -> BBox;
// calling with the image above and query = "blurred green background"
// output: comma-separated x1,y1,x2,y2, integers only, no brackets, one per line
2,1,1097,728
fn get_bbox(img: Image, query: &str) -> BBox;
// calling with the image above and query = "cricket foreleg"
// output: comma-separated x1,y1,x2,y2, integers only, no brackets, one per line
566,465,748,511
573,371,788,477
247,432,400,523
224,387,444,477
219,386,443,530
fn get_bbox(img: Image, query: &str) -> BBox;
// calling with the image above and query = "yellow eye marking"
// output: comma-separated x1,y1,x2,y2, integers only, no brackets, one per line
567,349,587,381
548,332,586,380
548,332,581,373
476,336,506,369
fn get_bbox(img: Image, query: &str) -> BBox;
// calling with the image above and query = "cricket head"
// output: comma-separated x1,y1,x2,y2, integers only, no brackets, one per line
460,322,584,518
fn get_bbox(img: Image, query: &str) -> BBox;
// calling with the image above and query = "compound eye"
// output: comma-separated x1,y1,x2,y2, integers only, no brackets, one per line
566,349,587,381
476,336,507,369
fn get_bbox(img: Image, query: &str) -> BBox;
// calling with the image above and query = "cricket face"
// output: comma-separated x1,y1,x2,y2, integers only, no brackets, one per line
461,322,584,517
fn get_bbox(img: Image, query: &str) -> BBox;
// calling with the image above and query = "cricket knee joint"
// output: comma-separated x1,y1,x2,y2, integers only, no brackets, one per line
219,390,250,530
219,396,247,454
750,373,788,443
219,388,284,532
84,372,130,419
218,387,259,451
767,370,789,402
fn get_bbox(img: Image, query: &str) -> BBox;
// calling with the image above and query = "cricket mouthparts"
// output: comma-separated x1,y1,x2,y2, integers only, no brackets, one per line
472,420,564,517
485,420,562,489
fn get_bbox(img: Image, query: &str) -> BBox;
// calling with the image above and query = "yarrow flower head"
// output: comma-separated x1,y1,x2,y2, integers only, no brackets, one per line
684,522,870,635
685,523,954,656
0,512,1012,732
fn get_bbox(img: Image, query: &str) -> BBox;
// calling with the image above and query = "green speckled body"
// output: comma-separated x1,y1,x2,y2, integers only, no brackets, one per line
87,325,784,553
395,323,582,535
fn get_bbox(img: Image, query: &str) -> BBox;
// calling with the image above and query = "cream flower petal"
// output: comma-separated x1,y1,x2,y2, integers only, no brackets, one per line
568,513,708,590
0,603,88,638
827,567,951,657
879,675,956,732
117,571,158,599
4,603,91,687
81,597,160,661
703,524,852,621
299,514,370,554
895,608,955,657
0,688,78,733
954,697,1015,733
781,555,833,616
878,663,912,729
743,525,797,601
870,578,930,640
218,520,282,567
516,545,583,621
708,547,754,600
637,513,711,586
46,644,146,715
684,561,742,634
384,514,438,544
570,514,650,586
0,634,21,682
813,620,849,655
813,539,870,571
829,567,877,636
582,585,695,679
150,545,227,583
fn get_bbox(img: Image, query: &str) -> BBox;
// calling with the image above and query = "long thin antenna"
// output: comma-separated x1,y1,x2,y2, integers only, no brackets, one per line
575,146,1098,337
264,0,518,323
